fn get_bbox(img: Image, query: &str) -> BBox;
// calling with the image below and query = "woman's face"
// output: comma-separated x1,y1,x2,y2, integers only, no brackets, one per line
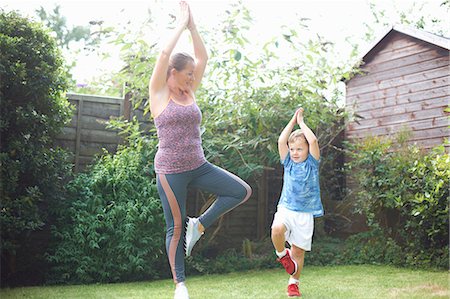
174,61,195,91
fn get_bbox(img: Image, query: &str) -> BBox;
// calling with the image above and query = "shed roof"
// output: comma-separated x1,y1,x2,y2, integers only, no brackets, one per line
359,24,450,61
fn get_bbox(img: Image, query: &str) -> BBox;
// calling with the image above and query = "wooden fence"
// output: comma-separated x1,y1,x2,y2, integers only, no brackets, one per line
55,93,129,172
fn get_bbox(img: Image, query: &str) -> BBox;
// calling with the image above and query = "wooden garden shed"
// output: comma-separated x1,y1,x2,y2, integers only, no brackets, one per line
345,25,449,149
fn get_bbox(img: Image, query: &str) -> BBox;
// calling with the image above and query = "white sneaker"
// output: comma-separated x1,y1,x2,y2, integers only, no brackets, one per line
185,217,203,256
174,282,189,299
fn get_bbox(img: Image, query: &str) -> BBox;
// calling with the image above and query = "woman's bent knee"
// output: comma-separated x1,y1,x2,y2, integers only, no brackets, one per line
238,181,252,203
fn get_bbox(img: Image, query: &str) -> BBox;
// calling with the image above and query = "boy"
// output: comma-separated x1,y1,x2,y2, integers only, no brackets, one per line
271,108,324,297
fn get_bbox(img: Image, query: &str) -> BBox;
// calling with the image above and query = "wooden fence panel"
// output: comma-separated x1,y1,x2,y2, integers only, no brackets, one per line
54,93,125,172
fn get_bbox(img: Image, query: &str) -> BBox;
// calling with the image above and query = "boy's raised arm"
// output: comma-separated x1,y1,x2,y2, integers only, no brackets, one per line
278,110,298,161
297,108,320,160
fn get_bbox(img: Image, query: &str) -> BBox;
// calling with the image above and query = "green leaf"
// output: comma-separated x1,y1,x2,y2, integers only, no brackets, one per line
234,50,242,61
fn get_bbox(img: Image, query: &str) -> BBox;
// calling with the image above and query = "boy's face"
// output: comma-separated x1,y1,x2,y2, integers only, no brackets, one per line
288,139,309,163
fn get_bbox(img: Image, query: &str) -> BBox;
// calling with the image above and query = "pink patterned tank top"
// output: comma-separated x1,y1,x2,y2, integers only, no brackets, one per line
154,99,206,174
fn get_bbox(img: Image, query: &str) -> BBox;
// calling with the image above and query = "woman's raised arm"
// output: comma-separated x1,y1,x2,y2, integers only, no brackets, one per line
149,1,190,98
186,4,208,92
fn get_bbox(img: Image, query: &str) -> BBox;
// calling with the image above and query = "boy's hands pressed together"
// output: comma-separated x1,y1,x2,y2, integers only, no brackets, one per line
290,109,298,124
296,107,304,125
297,107,320,160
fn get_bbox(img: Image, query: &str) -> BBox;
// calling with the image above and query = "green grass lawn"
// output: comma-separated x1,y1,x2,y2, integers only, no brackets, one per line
1,265,448,299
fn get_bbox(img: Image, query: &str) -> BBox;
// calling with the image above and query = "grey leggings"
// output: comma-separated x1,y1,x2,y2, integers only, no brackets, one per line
156,162,252,283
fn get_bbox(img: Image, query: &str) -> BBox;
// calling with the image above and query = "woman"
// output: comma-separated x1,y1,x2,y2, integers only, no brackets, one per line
148,2,252,299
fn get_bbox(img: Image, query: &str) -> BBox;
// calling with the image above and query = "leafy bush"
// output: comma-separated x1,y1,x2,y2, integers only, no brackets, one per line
187,249,277,276
307,236,347,266
347,135,449,269
341,228,404,266
0,10,73,286
46,120,167,284
186,238,278,275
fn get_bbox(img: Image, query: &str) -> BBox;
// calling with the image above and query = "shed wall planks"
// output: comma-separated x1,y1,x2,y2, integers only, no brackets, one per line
346,29,449,150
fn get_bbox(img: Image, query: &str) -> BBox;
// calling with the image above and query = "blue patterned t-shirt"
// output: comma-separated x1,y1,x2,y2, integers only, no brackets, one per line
278,153,324,217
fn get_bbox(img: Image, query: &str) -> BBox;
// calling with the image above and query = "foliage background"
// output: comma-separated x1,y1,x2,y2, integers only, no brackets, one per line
0,10,74,286
46,120,167,284
346,136,449,269
1,0,449,287
45,2,353,284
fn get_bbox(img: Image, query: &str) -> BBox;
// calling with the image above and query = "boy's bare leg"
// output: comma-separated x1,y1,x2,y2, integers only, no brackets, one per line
272,224,298,276
271,224,287,251
290,245,305,280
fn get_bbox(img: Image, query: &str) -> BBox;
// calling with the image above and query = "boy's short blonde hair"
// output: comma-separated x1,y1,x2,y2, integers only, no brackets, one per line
288,129,308,145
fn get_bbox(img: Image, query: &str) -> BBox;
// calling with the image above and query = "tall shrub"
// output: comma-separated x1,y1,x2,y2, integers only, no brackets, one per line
46,120,166,284
0,10,73,286
347,135,449,268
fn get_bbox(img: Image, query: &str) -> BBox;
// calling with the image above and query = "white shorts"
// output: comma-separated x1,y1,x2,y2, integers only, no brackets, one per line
271,206,314,251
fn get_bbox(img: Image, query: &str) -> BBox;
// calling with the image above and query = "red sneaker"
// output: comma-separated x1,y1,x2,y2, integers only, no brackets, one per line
287,283,301,297
277,249,298,275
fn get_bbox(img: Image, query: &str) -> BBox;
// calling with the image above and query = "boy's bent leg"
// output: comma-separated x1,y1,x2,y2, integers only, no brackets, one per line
271,223,287,252
271,209,297,275
290,245,305,280
287,245,305,297
272,224,298,276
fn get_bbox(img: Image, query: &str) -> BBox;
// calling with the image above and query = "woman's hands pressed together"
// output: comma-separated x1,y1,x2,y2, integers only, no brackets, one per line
178,1,190,29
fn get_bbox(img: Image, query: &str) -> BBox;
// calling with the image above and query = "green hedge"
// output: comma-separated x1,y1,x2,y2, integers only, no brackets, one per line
0,10,73,286
346,135,449,269
46,120,168,284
